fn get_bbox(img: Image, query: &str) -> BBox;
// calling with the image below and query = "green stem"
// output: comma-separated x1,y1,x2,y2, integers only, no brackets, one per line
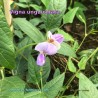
76,23,87,52
61,69,80,96
66,69,80,88
40,67,43,91
90,65,97,73
76,36,86,52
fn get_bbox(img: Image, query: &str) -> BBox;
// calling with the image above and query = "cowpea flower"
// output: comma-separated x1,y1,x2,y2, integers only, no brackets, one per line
35,31,64,66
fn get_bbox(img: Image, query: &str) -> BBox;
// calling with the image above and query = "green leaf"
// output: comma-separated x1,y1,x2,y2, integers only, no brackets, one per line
0,8,12,39
58,43,76,57
29,18,42,26
15,3,28,8
53,68,60,78
63,7,79,24
24,91,47,98
74,1,87,11
16,37,32,78
0,76,25,98
67,57,76,72
14,18,45,43
41,0,50,7
27,56,41,84
79,49,94,57
74,1,86,23
57,29,74,42
42,0,67,30
27,56,51,84
0,8,15,69
43,73,65,98
42,57,51,83
30,4,42,10
76,9,86,24
78,56,87,70
79,73,98,98
14,30,23,38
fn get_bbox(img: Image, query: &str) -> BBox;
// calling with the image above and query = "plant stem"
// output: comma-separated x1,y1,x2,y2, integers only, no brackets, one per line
87,47,98,61
61,69,80,96
76,23,87,52
40,67,43,91
66,69,80,88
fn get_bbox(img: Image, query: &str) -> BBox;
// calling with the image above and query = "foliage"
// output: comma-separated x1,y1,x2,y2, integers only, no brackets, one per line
0,0,98,98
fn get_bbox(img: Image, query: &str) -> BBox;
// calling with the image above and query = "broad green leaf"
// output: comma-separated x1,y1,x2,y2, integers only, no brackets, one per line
27,56,51,84
67,57,76,72
41,0,50,7
0,76,25,98
57,29,74,42
74,1,87,11
24,91,47,98
63,7,79,24
0,8,12,39
0,8,15,69
42,0,67,30
74,1,86,23
79,49,94,57
53,68,60,78
79,73,98,98
76,9,86,24
15,3,28,8
42,57,51,83
78,56,88,70
27,56,41,84
29,18,42,26
58,43,76,57
14,18,45,43
30,4,42,10
14,30,23,38
15,37,32,78
43,73,65,98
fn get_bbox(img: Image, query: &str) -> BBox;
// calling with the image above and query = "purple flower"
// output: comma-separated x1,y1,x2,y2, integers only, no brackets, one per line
35,31,64,66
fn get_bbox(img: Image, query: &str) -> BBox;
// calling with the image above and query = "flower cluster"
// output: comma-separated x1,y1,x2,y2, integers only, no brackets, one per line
35,31,64,66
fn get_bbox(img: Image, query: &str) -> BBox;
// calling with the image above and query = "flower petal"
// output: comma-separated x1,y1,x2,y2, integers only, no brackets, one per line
45,43,58,55
35,42,48,52
35,42,57,55
47,31,52,39
37,53,45,66
52,41,61,50
52,34,64,43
